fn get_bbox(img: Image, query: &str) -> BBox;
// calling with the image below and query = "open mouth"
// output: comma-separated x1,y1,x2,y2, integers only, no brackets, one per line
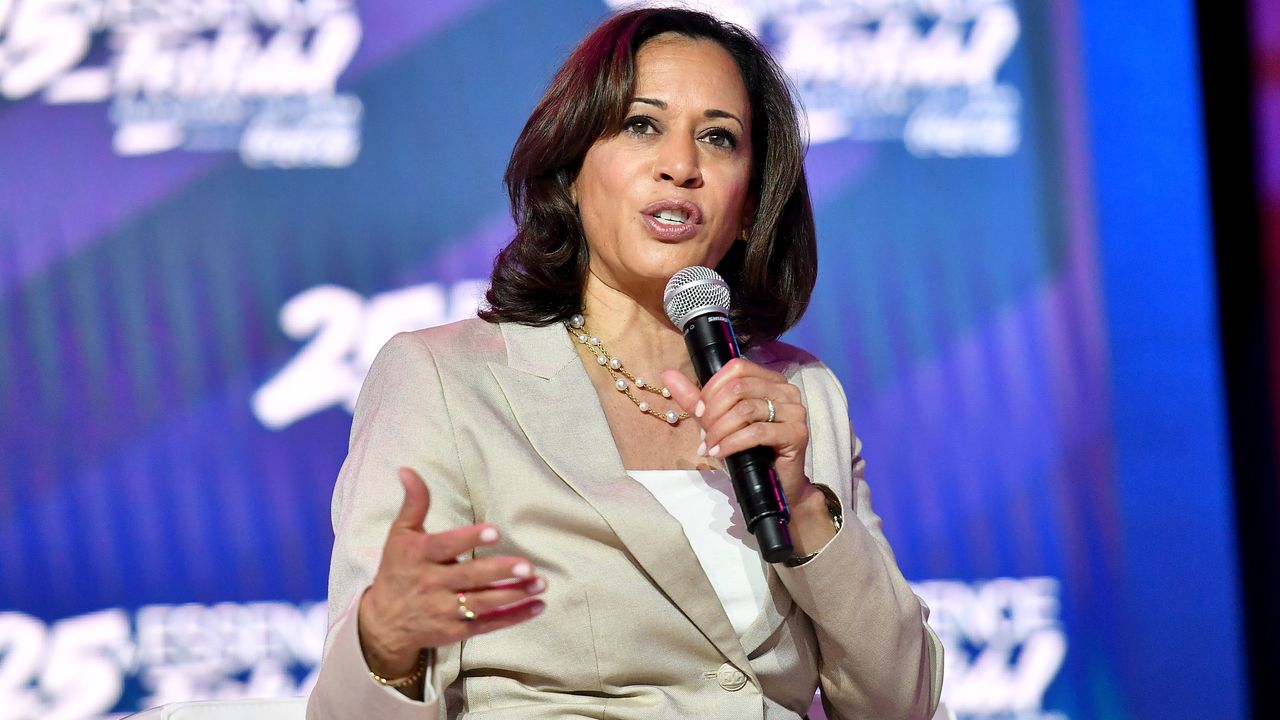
653,209,690,225
639,200,702,240
641,200,703,226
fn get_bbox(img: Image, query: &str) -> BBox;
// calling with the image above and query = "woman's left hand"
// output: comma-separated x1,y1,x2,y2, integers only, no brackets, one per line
662,359,818,510
664,359,837,555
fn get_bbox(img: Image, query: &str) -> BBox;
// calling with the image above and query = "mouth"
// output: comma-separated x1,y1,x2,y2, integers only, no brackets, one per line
639,200,703,240
640,200,703,226
653,210,690,225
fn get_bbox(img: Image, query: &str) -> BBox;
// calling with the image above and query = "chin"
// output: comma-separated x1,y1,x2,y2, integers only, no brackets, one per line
649,247,727,275
642,261,704,284
599,247,728,294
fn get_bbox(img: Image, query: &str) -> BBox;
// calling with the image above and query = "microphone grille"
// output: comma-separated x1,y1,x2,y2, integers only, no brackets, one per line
664,266,731,328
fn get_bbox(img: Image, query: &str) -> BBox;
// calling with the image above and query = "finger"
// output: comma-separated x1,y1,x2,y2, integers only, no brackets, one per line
660,368,702,418
703,394,799,449
439,556,536,591
706,399,803,456
390,468,430,535
700,375,770,427
455,576,547,616
708,420,805,462
421,523,502,564
701,358,787,400
462,598,546,637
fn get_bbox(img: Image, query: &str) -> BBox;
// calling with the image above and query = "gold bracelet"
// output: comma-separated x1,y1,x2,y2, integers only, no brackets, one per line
783,484,844,567
369,648,428,688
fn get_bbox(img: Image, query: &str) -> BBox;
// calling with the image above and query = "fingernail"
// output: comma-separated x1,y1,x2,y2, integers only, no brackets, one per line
530,602,545,616
697,441,706,457
530,578,546,593
513,562,533,578
699,427,706,439
479,527,499,543
708,444,721,457
695,400,705,418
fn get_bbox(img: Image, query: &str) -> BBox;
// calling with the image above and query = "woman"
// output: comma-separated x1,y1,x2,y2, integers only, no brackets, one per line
307,7,943,720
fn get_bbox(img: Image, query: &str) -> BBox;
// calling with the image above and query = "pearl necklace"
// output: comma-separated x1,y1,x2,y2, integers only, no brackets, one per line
565,314,690,425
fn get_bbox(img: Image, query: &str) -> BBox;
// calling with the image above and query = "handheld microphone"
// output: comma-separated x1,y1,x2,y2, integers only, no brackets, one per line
663,266,793,563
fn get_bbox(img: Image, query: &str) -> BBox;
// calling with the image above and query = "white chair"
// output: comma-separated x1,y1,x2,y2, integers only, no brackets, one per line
124,697,307,720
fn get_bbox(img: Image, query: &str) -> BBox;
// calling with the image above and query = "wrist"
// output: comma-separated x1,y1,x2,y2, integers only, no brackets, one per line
358,586,420,678
786,483,843,562
790,482,828,516
369,649,428,689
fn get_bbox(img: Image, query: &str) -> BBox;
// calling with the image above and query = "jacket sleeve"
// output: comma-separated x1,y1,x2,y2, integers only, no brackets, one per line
774,366,944,720
306,332,473,720
306,588,440,719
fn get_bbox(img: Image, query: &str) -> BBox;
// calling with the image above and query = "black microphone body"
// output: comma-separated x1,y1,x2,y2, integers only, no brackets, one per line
680,311,794,564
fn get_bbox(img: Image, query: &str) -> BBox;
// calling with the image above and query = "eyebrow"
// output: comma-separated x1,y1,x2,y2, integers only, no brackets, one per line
631,97,745,128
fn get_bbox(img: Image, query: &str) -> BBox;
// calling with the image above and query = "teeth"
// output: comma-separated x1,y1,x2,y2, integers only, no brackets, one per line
655,209,689,224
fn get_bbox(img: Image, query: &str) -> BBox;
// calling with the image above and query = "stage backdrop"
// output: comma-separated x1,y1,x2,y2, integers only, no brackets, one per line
0,1,1245,718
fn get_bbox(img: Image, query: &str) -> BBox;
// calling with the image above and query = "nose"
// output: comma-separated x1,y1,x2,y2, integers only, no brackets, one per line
653,134,703,188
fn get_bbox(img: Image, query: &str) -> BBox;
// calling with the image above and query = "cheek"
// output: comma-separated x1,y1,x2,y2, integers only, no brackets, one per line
717,182,753,229
578,144,633,201
714,160,753,211
579,160,640,238
580,192,624,242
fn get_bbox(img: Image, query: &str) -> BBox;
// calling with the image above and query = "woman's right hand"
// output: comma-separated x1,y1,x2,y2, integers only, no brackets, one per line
357,467,547,680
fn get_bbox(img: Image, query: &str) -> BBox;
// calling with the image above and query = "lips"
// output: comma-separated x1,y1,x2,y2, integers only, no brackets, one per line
639,199,703,241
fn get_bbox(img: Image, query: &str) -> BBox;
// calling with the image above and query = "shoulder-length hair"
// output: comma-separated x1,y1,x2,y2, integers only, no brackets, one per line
480,7,817,347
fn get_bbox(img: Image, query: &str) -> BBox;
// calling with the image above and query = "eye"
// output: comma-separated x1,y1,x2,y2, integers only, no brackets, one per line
701,128,737,149
622,115,658,136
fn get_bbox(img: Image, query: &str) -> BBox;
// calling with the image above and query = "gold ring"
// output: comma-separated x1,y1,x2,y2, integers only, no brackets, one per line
457,592,477,622
765,397,776,423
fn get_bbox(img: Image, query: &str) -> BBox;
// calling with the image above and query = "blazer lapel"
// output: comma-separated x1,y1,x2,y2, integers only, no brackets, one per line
488,322,756,679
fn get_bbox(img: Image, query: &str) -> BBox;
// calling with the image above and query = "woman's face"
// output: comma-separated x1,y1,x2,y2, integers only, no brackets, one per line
573,34,754,301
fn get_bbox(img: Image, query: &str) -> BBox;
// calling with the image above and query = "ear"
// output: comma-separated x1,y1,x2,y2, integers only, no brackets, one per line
569,179,580,207
739,194,757,240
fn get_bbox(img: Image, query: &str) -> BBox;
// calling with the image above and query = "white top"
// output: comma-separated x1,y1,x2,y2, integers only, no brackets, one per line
627,469,770,637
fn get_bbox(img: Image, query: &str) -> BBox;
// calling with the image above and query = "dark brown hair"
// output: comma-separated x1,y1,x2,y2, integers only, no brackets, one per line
480,7,817,347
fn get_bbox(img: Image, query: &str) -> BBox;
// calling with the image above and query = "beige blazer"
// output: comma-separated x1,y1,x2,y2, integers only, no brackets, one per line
306,319,943,720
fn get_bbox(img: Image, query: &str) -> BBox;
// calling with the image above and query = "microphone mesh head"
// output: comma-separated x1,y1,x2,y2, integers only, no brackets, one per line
664,266,731,327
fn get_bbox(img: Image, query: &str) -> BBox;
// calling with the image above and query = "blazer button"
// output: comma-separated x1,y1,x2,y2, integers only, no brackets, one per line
716,663,748,691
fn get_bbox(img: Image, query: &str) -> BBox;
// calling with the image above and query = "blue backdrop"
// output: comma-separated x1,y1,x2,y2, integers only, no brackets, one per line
0,1,1245,718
